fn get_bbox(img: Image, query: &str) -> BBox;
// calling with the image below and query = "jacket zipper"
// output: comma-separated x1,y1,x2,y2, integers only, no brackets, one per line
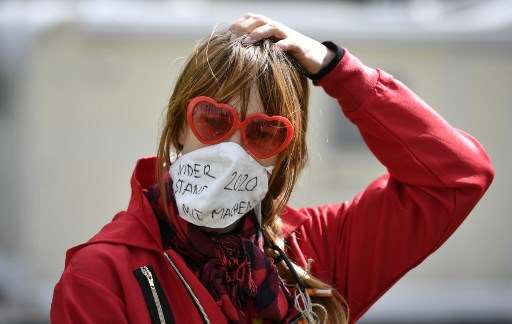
133,265,174,324
163,251,210,324
141,266,167,324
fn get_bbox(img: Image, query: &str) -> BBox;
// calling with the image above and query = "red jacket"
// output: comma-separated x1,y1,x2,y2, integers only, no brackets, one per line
50,48,494,324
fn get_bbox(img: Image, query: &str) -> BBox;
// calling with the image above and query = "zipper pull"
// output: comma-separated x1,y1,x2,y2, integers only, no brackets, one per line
141,266,155,288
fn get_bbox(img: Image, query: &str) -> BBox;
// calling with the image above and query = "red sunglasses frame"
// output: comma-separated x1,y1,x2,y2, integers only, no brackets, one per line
186,95,294,159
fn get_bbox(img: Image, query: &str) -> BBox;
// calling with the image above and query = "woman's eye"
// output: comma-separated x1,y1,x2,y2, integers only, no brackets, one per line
203,116,221,127
259,130,274,138
252,128,275,139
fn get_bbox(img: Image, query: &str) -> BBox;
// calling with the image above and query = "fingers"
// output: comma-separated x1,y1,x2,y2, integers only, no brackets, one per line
243,23,287,44
230,19,265,37
274,38,295,52
228,13,307,61
229,13,273,38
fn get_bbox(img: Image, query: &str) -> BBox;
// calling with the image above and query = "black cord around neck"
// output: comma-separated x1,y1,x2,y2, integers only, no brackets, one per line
270,241,307,293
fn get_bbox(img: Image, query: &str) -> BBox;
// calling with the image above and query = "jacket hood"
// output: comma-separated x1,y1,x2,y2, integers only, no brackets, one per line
64,156,308,266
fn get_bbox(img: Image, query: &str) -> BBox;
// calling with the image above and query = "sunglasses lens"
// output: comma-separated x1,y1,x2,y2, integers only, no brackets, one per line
192,101,234,142
245,119,290,157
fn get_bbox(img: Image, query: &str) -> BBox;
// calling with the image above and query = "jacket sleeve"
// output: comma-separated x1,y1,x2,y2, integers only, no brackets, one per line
293,46,495,323
50,250,130,324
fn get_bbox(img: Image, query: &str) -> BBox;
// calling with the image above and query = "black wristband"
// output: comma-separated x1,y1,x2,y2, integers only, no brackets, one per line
303,41,345,83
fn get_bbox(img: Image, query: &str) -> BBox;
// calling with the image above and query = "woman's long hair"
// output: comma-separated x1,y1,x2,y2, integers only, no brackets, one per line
155,26,349,323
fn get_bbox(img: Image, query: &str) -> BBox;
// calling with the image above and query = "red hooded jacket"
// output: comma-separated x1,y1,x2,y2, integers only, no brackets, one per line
50,47,495,324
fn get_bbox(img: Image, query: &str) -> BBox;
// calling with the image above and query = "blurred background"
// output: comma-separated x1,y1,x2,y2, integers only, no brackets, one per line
0,0,510,323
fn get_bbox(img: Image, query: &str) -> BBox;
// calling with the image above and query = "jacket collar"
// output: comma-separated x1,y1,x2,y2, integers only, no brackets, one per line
65,156,308,265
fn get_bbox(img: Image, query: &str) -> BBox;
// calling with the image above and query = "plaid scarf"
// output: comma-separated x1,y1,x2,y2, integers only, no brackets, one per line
144,176,295,323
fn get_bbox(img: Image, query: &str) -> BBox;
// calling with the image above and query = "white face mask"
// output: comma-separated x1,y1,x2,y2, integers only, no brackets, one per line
169,142,274,229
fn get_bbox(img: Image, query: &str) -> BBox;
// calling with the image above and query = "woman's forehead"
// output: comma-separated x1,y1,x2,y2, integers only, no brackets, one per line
227,87,265,116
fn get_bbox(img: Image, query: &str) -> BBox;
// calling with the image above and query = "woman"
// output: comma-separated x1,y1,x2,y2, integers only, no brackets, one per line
50,13,495,324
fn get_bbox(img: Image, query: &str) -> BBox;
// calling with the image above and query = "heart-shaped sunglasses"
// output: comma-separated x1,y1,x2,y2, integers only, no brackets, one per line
186,96,294,159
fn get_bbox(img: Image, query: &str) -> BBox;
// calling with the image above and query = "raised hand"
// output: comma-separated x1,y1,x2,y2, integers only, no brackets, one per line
229,12,336,75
